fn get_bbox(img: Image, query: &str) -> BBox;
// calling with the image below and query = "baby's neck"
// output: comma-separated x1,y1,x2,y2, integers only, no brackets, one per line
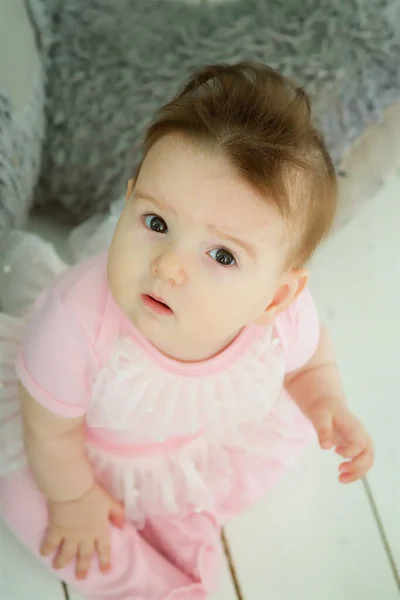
145,329,242,363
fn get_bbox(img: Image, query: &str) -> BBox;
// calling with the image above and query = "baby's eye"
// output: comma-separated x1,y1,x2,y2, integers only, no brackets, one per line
208,248,236,267
144,214,168,234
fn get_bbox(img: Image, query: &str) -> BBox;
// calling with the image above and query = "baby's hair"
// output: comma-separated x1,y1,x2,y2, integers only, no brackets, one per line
137,61,338,268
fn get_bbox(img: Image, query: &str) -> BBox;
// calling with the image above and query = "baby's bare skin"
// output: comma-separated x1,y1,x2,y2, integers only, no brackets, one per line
285,326,374,484
20,386,124,579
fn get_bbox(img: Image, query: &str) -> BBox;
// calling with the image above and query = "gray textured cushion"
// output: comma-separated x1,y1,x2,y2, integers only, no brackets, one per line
29,0,400,224
0,0,48,240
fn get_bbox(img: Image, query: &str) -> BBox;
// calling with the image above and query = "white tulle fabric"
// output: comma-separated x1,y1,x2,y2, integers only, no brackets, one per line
89,330,284,443
85,329,286,524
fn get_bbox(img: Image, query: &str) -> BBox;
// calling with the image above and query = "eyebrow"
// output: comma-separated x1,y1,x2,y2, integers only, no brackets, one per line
208,225,256,258
134,190,256,258
134,191,178,216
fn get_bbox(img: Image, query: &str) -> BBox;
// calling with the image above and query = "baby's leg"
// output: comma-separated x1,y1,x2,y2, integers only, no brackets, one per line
0,468,220,600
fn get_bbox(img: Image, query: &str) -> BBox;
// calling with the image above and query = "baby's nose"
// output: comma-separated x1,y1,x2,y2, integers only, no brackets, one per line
151,251,187,286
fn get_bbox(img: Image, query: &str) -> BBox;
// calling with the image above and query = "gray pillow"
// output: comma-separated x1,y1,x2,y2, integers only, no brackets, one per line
33,0,400,225
0,0,50,240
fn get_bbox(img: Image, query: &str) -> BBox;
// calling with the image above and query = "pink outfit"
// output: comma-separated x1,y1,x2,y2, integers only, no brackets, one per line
0,240,319,599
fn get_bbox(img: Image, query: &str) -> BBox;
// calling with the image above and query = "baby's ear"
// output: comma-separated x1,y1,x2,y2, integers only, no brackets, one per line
125,178,135,201
257,269,309,326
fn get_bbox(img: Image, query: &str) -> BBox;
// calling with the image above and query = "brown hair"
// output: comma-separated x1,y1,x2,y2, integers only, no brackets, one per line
137,61,337,268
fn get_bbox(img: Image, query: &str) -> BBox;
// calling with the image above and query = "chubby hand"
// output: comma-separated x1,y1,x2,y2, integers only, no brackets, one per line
41,483,124,580
305,396,375,483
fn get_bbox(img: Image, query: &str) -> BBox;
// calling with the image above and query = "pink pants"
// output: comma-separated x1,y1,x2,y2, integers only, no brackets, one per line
0,468,222,600
0,425,314,599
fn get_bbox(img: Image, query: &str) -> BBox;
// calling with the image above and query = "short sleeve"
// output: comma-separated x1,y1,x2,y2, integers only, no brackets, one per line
274,288,320,373
15,287,100,418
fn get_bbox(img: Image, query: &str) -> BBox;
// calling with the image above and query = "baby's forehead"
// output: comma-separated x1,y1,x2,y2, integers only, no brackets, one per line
137,132,288,245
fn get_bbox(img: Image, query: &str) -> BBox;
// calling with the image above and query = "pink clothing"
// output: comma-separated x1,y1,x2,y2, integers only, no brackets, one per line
1,469,220,600
0,244,319,599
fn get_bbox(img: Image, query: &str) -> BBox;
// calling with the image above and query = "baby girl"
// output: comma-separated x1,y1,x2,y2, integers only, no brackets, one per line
0,62,374,599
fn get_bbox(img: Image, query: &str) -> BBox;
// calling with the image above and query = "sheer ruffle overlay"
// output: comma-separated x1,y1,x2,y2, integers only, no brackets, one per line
86,326,313,526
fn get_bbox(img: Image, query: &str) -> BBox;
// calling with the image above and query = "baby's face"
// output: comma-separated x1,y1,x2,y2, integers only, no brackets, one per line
107,134,302,360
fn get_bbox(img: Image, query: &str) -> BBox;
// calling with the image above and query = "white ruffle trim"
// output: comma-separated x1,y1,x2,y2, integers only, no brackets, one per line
84,326,289,525
86,388,309,526
87,436,228,526
88,329,285,447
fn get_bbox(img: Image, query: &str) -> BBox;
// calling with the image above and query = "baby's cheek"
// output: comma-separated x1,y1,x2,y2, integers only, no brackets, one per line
205,260,237,281
195,294,240,335
188,270,250,331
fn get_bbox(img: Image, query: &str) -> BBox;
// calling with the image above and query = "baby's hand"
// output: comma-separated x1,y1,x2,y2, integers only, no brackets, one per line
41,483,124,580
305,396,375,483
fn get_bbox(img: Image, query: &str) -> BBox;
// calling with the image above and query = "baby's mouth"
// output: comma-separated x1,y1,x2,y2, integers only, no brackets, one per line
141,294,174,316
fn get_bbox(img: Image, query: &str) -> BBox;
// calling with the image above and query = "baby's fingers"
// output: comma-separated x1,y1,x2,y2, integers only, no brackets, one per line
53,539,79,569
335,434,366,458
40,530,62,557
76,541,95,580
339,446,374,483
313,410,333,449
96,536,111,574
318,425,334,449
338,470,360,484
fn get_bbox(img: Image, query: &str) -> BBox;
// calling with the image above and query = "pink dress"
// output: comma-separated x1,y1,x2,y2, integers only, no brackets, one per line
0,231,319,599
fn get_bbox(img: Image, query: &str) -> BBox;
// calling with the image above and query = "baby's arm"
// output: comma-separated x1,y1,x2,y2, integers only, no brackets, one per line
20,385,124,579
20,384,94,502
284,325,344,415
284,325,374,483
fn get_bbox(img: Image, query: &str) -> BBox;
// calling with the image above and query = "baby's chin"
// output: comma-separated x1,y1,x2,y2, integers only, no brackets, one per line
116,296,246,360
